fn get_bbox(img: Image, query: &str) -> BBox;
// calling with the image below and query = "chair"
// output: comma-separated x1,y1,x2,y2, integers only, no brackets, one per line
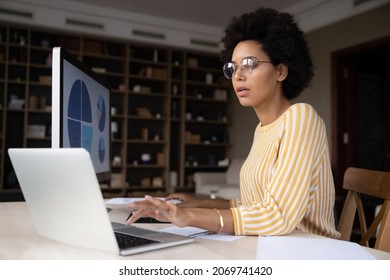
193,159,244,199
337,167,390,252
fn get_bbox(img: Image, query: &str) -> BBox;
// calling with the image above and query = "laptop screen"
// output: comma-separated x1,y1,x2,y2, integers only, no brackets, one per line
51,47,111,182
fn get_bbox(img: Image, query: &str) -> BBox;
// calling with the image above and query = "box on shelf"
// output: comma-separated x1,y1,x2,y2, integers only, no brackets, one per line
8,97,25,109
214,89,228,101
133,85,151,93
92,67,106,73
39,75,52,85
29,96,38,109
136,107,153,118
110,173,124,189
141,177,151,187
139,67,167,79
27,125,46,138
152,177,163,187
188,57,198,67
185,131,201,144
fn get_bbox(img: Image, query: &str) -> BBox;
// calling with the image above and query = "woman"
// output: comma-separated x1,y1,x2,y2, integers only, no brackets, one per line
127,7,340,239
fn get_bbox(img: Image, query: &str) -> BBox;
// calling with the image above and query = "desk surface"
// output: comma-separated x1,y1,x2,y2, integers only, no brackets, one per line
1,202,389,260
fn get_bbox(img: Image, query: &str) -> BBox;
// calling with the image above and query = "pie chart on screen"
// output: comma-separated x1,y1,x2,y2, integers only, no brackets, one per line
97,95,106,132
67,79,93,152
98,137,105,163
96,95,106,163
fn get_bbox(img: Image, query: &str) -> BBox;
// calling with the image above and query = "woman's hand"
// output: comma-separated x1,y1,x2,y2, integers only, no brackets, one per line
166,193,231,209
127,195,190,227
127,195,234,234
165,193,203,208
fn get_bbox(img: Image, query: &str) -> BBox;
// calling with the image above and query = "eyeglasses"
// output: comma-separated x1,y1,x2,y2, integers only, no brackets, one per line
222,57,272,79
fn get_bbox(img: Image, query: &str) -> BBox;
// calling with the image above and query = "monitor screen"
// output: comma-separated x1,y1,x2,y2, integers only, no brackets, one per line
51,47,111,182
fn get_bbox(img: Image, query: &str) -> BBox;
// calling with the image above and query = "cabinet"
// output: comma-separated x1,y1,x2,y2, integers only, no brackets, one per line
0,22,233,199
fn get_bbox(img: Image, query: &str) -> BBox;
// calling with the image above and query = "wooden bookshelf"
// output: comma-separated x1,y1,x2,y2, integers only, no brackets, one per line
0,22,233,199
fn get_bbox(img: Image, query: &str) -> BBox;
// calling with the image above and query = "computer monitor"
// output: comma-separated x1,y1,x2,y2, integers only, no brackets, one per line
51,47,111,182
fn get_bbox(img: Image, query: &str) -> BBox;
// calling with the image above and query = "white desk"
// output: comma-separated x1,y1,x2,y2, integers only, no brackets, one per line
1,201,389,260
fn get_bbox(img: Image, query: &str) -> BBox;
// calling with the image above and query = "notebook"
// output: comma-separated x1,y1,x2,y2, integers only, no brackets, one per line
8,148,194,256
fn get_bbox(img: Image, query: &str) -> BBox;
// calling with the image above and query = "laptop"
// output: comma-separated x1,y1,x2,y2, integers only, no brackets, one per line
8,148,194,256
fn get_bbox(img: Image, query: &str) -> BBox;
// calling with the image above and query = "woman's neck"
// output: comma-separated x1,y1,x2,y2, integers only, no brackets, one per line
254,98,292,126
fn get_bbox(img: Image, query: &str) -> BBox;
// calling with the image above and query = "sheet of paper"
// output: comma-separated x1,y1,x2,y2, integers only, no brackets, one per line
160,226,243,241
106,197,146,204
160,226,209,237
256,234,376,260
196,233,243,242
105,197,182,205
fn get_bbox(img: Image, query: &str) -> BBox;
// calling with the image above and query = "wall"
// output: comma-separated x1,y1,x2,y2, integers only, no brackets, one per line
0,0,223,53
232,3,390,159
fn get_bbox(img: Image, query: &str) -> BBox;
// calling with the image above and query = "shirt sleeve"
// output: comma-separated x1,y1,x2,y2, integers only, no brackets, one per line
230,199,241,208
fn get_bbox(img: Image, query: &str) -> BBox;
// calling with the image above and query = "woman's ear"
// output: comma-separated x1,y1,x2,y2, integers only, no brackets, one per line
277,63,288,82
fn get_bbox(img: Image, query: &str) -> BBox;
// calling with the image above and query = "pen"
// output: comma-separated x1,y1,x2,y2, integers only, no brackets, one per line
126,213,132,222
189,231,214,238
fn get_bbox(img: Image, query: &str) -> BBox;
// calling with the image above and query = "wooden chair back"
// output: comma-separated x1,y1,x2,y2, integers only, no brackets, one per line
337,167,390,252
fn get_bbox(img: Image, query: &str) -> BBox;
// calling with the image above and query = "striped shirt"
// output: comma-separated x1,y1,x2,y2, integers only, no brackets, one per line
230,103,341,239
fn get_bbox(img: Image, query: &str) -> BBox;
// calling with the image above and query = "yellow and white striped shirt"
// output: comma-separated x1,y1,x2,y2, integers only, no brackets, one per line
231,103,340,239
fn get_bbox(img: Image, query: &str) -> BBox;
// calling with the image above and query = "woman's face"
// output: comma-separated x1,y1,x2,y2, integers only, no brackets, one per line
230,40,285,110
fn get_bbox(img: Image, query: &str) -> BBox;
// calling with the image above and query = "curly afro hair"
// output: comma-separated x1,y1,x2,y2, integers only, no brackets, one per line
220,7,314,100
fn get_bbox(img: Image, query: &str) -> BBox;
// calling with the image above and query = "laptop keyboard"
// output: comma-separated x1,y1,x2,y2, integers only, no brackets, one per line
114,232,160,249
135,217,170,223
126,212,170,224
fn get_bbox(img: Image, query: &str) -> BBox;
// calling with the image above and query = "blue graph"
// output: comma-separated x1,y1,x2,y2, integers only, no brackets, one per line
67,79,106,163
